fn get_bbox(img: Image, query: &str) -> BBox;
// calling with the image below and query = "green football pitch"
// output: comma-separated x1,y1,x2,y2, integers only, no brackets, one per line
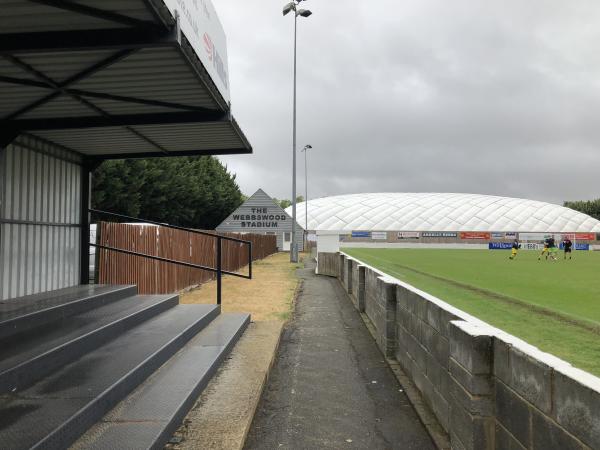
343,247,600,376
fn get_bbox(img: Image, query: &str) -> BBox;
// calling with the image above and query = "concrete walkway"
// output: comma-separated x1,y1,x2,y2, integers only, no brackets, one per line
244,261,435,450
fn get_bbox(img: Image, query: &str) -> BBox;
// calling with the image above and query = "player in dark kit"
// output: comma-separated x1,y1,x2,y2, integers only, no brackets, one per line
547,236,558,261
509,240,521,260
563,238,573,260
539,236,557,261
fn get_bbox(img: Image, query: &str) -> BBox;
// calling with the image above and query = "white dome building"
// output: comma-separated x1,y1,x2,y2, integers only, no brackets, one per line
288,193,600,233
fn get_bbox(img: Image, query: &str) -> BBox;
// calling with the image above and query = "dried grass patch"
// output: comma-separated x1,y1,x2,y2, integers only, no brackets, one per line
179,252,301,322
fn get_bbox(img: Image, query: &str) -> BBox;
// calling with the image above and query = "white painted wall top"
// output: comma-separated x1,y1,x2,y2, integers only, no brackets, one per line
163,0,230,102
288,193,600,233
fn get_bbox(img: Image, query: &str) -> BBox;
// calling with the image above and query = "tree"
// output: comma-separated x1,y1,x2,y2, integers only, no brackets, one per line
564,199,600,221
92,156,244,229
273,196,304,210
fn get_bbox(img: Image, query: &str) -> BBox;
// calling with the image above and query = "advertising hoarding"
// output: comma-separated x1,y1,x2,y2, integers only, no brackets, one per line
163,0,230,102
560,243,590,251
491,232,505,240
460,232,491,240
371,231,388,240
575,233,596,241
397,232,420,239
421,232,458,238
519,233,554,241
521,243,543,250
489,242,512,250
351,231,371,238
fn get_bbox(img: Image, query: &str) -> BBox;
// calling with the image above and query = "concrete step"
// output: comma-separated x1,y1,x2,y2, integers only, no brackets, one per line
71,313,251,450
0,285,138,341
0,304,220,450
0,294,179,394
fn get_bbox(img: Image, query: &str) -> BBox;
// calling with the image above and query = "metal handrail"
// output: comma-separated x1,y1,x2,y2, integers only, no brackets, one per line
89,209,253,305
89,209,250,243
89,243,250,279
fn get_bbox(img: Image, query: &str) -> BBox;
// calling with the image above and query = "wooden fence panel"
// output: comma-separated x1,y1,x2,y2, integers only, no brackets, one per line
97,223,278,294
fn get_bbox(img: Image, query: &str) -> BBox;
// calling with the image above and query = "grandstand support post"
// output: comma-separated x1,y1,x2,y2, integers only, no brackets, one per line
249,241,253,279
80,162,91,285
216,236,222,305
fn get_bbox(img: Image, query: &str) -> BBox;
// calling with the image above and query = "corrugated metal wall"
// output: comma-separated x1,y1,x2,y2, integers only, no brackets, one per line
0,136,83,300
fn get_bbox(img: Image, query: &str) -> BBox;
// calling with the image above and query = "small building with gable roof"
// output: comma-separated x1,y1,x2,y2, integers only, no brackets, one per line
217,189,304,251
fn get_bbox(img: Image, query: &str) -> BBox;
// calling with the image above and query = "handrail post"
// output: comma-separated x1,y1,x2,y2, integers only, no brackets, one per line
216,236,222,305
248,241,253,279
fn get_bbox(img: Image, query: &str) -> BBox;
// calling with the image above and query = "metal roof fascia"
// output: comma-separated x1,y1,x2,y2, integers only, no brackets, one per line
86,147,252,161
8,110,230,131
0,28,178,55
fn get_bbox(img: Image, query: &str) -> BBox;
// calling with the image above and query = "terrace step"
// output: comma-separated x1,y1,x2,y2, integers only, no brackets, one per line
71,313,251,450
0,304,220,450
0,294,179,394
0,285,138,341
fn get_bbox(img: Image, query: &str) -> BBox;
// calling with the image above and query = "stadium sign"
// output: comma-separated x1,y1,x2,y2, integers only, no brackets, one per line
371,231,388,240
421,232,458,238
163,0,230,102
491,232,505,239
505,232,517,239
351,231,371,238
398,232,420,239
231,208,287,228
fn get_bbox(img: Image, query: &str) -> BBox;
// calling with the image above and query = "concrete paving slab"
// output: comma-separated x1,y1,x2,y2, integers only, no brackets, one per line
244,261,436,450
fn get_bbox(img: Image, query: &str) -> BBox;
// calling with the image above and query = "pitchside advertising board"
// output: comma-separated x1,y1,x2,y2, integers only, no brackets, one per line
163,0,230,102
492,242,591,250
421,232,458,238
371,231,388,240
398,232,420,239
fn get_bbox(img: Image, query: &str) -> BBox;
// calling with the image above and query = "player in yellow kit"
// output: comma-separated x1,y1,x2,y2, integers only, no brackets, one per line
538,240,549,260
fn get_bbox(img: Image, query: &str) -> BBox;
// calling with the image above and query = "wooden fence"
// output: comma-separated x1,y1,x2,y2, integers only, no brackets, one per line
96,222,278,294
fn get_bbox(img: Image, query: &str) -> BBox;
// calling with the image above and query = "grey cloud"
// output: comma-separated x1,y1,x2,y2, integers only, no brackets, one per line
217,0,600,205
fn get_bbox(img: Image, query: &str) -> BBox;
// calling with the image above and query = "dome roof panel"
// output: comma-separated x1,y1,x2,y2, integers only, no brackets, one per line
290,193,600,233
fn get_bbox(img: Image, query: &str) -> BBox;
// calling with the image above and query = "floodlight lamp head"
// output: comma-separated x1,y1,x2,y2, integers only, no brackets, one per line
297,8,312,17
282,2,295,15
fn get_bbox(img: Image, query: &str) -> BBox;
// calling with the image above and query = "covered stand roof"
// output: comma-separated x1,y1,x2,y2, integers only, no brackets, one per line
0,0,251,159
289,193,600,233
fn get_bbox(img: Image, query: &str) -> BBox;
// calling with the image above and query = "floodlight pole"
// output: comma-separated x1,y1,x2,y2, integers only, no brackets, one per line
291,8,298,263
283,0,311,263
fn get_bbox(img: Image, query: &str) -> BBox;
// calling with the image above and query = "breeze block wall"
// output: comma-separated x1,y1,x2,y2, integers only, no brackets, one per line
349,259,365,312
334,252,600,450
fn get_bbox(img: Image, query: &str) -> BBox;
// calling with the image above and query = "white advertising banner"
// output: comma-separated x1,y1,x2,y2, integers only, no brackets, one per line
398,232,420,239
163,0,230,102
371,231,388,240
519,233,560,242
521,243,543,251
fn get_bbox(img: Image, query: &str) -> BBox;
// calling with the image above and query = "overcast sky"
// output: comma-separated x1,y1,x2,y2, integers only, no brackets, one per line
215,0,600,205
